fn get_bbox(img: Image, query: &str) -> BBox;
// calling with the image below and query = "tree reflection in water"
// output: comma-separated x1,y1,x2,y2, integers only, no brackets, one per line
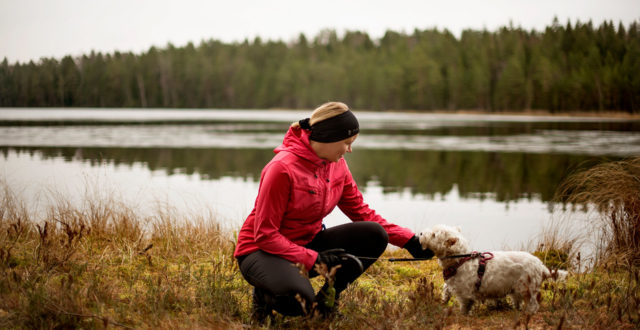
3,146,613,203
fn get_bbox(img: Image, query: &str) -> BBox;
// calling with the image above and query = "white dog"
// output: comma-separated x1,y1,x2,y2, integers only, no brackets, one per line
418,224,567,314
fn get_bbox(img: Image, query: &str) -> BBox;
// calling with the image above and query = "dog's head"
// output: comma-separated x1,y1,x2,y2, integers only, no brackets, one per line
418,224,469,257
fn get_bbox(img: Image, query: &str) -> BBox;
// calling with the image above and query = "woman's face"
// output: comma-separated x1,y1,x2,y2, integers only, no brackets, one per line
311,134,358,163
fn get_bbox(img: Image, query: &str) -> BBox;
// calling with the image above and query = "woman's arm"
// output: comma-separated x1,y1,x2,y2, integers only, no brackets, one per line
337,165,414,247
252,161,318,270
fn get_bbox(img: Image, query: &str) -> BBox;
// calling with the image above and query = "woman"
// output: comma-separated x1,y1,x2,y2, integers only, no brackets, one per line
234,101,433,320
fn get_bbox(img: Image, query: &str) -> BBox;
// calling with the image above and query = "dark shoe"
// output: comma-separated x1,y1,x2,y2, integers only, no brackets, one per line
251,287,273,323
314,284,339,318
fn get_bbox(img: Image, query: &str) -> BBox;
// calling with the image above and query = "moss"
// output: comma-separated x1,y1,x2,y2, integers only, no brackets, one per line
394,266,422,279
534,249,570,270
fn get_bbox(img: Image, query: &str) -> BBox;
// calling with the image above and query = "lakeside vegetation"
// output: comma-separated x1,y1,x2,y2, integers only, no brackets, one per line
555,157,640,266
1,158,639,328
1,19,639,113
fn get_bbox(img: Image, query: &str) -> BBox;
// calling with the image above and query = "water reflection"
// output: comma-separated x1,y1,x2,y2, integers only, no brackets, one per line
0,147,597,253
2,146,614,203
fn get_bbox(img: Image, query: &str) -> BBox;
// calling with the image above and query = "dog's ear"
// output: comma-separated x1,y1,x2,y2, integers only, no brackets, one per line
446,237,458,247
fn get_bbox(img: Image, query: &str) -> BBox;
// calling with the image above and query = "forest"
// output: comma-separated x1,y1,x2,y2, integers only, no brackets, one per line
1,19,638,113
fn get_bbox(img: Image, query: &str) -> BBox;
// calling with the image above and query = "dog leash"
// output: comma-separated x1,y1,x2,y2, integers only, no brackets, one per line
350,256,429,262
440,252,484,260
352,253,475,262
441,251,494,290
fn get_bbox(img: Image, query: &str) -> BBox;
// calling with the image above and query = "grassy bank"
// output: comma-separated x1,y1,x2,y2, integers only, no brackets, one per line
1,181,639,329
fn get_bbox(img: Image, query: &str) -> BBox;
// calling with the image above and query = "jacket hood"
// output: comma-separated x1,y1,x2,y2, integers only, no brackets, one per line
274,126,324,165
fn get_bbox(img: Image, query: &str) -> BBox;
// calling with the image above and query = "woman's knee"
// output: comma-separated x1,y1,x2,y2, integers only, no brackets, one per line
279,282,315,303
270,283,315,316
238,251,315,306
362,222,389,247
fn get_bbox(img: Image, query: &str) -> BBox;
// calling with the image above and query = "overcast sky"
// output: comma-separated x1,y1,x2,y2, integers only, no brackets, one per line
1,0,639,63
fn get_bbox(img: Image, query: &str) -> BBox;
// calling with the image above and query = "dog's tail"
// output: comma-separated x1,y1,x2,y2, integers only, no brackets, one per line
543,267,568,282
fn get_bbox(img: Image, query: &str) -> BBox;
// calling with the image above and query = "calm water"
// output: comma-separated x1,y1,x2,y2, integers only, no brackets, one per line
1,108,639,253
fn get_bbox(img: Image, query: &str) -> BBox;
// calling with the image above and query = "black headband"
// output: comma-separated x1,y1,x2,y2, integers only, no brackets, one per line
298,110,360,143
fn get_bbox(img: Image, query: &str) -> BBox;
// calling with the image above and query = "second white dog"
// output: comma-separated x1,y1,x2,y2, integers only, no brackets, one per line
418,224,566,314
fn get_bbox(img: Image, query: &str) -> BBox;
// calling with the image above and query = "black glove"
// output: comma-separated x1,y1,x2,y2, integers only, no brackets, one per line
315,248,363,273
315,248,347,268
404,235,434,259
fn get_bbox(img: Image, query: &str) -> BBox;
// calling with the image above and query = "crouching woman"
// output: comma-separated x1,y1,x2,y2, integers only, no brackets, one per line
234,102,433,321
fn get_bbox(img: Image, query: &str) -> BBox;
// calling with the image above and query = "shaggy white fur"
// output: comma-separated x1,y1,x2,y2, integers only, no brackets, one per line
419,224,567,314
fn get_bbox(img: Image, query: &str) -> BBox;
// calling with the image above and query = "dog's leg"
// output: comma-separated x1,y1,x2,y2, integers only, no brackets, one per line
524,290,540,314
508,293,523,310
484,298,504,310
441,283,452,304
459,298,474,314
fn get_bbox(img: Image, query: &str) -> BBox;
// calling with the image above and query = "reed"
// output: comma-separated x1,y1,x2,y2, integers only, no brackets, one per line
555,157,640,267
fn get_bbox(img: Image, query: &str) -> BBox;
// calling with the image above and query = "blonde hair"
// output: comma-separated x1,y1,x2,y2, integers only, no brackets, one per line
291,102,350,128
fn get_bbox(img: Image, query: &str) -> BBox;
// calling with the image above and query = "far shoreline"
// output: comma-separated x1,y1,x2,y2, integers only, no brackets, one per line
438,109,640,120
356,108,640,120
266,107,640,120
1,106,640,121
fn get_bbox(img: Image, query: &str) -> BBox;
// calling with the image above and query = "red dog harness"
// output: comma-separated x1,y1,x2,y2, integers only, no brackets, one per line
442,251,494,290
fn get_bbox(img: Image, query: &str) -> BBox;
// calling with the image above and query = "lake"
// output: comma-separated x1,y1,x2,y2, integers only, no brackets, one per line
1,108,639,257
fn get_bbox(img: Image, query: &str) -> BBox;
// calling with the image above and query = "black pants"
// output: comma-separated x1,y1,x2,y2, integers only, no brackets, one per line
237,221,389,316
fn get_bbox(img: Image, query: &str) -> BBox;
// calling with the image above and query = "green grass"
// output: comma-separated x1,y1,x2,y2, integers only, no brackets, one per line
1,178,639,329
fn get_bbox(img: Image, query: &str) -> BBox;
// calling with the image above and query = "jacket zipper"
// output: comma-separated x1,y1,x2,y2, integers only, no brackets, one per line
320,162,329,216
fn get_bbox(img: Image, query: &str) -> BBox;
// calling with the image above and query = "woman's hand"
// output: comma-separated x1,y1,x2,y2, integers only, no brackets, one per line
315,248,346,268
404,235,434,259
315,248,363,273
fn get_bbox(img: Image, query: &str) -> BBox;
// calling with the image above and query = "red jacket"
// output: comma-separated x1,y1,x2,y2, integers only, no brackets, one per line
234,126,414,270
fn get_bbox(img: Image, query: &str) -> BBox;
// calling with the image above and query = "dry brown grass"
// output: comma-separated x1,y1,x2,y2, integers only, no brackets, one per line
555,157,640,267
1,178,639,329
0,181,243,329
532,216,583,271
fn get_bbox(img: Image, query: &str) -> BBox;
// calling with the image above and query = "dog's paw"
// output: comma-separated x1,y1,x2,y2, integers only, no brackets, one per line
441,288,452,304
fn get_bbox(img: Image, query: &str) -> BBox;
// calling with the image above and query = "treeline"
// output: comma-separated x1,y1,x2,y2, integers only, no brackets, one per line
1,19,639,112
